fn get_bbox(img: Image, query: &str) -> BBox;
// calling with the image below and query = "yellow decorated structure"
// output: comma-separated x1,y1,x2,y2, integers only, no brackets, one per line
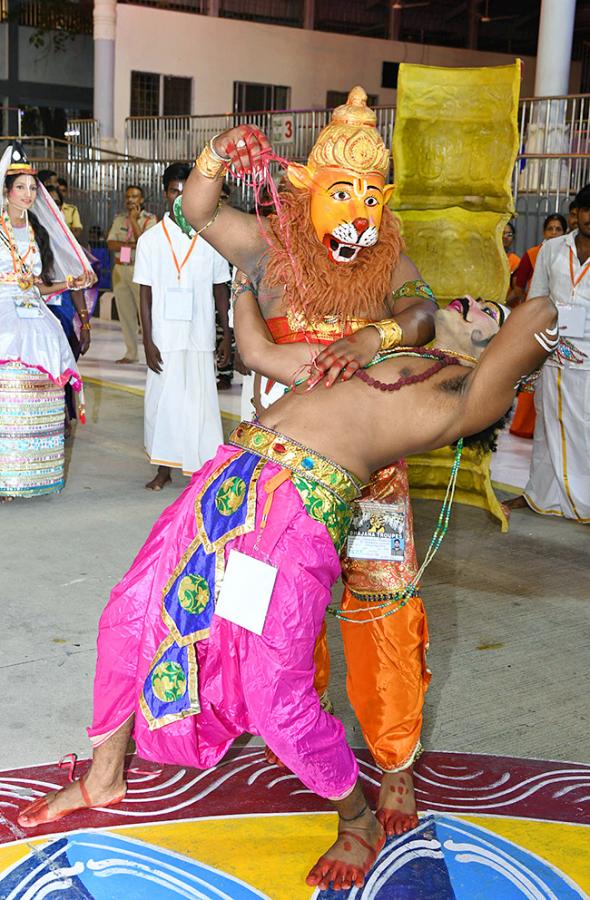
392,62,521,528
392,61,521,303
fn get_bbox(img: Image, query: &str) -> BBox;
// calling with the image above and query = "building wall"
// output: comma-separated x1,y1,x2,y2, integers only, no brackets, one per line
18,28,93,88
114,5,577,148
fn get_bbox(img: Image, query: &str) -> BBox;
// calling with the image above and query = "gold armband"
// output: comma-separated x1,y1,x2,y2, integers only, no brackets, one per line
371,318,403,350
195,136,229,180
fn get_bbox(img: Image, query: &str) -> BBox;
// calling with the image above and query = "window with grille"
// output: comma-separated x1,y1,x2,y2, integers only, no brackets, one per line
233,82,291,113
326,90,378,108
130,72,192,116
130,71,160,117
163,76,192,116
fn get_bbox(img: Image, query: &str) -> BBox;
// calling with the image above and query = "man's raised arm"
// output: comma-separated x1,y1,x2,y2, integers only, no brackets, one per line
182,126,272,275
458,295,558,439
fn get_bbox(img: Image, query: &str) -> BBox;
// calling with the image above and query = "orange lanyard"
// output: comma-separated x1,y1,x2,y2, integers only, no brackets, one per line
161,217,197,282
0,215,33,273
569,246,590,294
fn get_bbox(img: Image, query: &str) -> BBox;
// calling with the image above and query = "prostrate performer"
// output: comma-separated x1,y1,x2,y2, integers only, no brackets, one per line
135,162,231,491
18,290,556,892
180,88,439,833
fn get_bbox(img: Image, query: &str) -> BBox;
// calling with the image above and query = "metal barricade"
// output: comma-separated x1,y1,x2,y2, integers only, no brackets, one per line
8,94,590,251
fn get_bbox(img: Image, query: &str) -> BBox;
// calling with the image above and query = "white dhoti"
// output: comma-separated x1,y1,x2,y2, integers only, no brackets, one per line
144,350,222,475
524,365,590,522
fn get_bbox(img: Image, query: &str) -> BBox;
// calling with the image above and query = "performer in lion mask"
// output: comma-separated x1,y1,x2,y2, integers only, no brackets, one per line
179,87,436,838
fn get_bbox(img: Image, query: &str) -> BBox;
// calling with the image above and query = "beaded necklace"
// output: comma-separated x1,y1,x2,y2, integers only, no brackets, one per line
0,210,37,290
354,345,476,392
332,437,464,625
333,346,473,624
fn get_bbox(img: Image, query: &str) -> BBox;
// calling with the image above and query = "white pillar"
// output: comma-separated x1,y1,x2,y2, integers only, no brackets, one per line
94,0,117,145
534,0,576,97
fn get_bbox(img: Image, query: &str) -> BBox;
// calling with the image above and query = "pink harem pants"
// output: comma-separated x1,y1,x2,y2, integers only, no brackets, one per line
88,444,358,800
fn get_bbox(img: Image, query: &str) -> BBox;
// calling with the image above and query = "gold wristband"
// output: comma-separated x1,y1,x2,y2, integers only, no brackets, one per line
195,144,226,180
371,319,403,350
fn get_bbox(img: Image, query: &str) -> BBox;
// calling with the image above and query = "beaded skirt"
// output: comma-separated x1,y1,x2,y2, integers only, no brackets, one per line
0,362,65,498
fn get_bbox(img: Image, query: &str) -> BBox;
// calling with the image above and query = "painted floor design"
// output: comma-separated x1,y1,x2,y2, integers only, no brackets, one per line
0,749,587,898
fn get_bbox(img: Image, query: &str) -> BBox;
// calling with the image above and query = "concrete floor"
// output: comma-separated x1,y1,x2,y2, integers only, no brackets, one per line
0,381,588,771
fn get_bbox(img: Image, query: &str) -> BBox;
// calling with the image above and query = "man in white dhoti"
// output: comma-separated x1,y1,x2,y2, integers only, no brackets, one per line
520,186,590,522
134,163,231,491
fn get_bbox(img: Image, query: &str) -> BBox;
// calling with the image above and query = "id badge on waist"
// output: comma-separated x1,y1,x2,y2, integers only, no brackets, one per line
164,287,193,321
559,304,587,338
119,245,132,264
346,500,407,562
15,300,42,318
216,550,278,635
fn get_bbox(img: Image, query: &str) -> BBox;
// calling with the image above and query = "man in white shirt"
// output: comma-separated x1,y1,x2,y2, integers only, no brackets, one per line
520,185,590,522
134,163,231,490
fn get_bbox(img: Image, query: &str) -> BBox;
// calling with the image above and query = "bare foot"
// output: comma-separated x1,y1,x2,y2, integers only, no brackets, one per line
503,494,528,510
376,768,419,837
306,810,385,891
17,772,126,829
0,496,14,503
264,745,287,768
115,356,137,365
145,470,171,491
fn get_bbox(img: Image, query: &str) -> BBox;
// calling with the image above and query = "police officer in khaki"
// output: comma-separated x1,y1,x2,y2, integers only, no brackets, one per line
107,185,157,363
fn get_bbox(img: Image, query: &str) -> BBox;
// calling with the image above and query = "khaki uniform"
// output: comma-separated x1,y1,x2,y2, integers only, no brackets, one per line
107,210,157,360
61,203,82,233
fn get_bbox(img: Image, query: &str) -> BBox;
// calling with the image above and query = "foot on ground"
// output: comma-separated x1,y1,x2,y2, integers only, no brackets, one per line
376,768,419,837
264,745,287,768
115,356,137,365
17,775,126,829
306,814,385,891
503,494,528,510
145,471,172,491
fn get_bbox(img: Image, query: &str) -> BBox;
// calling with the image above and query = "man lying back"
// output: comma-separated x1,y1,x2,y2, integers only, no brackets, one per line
18,292,556,893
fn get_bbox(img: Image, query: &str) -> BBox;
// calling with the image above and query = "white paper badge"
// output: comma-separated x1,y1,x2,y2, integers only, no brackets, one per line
216,549,278,635
164,287,193,321
559,304,586,338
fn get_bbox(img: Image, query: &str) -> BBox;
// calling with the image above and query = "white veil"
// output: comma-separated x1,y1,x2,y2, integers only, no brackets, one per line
0,142,93,283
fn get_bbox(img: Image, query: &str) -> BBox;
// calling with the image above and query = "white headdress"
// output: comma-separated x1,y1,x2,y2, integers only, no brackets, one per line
0,142,93,282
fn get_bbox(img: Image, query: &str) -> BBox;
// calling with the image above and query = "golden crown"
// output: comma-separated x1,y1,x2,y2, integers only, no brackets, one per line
307,86,390,178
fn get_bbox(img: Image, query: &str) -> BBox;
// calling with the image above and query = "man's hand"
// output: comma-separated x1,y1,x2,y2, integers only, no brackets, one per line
145,339,163,374
128,203,140,222
217,334,231,369
212,126,272,178
79,328,91,356
311,327,381,387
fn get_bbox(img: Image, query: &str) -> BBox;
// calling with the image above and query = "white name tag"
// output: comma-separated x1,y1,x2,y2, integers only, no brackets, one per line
346,500,407,562
559,304,586,338
164,287,193,321
216,549,278,635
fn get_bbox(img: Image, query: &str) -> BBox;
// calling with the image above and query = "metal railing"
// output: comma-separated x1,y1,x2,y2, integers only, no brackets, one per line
18,0,93,33
124,106,396,163
5,93,590,252
117,0,208,12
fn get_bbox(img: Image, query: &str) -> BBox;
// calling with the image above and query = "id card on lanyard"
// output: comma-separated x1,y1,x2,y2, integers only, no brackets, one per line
161,217,198,316
566,246,589,337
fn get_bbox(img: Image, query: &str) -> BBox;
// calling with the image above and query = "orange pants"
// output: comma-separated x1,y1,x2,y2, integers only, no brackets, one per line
509,391,536,438
313,589,430,772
